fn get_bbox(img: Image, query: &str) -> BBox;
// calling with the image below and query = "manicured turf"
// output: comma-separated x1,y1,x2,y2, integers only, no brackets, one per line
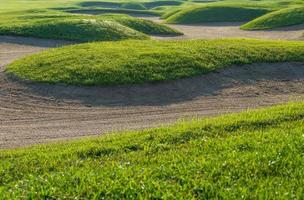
1,102,304,198
166,5,270,24
0,11,181,41
6,39,304,86
241,6,304,30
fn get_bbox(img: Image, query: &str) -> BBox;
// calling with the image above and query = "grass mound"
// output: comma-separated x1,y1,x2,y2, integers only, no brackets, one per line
2,102,304,198
6,39,304,86
109,15,182,35
0,18,146,42
121,2,147,10
0,12,180,41
166,5,270,24
241,7,304,30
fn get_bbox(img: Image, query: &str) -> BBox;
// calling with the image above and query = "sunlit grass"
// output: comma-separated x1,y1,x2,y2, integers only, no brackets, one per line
1,102,304,198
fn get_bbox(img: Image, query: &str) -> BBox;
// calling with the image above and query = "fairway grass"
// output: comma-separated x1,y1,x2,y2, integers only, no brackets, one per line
6,39,304,86
241,6,304,30
1,102,304,198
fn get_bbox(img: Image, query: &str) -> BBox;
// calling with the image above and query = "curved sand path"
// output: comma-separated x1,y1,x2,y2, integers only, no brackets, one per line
68,10,304,40
1,35,304,149
140,16,304,41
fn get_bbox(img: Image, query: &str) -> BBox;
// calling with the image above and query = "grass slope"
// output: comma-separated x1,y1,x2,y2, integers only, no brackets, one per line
241,6,304,30
166,5,270,24
0,11,181,41
101,14,182,35
0,17,146,42
1,102,304,198
6,39,304,86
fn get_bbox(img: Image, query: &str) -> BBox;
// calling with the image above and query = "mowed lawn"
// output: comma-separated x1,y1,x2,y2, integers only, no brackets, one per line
1,102,304,198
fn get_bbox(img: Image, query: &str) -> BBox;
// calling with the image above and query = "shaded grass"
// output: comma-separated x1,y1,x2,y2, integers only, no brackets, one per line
1,102,304,198
166,5,270,24
241,6,304,30
6,38,304,86
78,1,184,9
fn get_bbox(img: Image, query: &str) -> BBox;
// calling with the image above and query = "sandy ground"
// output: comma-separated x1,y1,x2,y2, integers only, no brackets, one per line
1,24,304,149
141,16,304,41
69,10,304,40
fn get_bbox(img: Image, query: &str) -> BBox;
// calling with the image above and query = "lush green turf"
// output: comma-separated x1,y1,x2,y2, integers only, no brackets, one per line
166,5,270,24
0,11,181,41
6,39,304,86
241,6,304,30
1,102,304,198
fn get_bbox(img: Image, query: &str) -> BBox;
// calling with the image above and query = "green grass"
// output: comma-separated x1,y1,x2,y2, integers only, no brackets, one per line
6,38,304,86
1,102,304,198
166,5,270,24
109,14,182,35
241,6,304,30
0,11,181,41
121,2,147,10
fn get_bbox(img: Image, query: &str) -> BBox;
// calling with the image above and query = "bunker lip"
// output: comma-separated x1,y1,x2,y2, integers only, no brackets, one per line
1,36,304,149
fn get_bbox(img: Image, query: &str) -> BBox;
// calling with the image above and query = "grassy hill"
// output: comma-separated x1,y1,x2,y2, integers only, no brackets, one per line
241,6,304,30
0,17,147,42
6,39,304,86
1,102,304,198
166,5,270,24
0,11,181,41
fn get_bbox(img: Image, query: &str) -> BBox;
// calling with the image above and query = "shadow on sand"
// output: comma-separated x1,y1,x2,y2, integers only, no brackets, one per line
7,62,304,107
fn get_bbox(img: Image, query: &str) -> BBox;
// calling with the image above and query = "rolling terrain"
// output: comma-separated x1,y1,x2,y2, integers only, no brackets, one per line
1,36,304,148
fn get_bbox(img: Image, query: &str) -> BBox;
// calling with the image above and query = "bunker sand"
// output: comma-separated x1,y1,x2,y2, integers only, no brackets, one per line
1,36,304,149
